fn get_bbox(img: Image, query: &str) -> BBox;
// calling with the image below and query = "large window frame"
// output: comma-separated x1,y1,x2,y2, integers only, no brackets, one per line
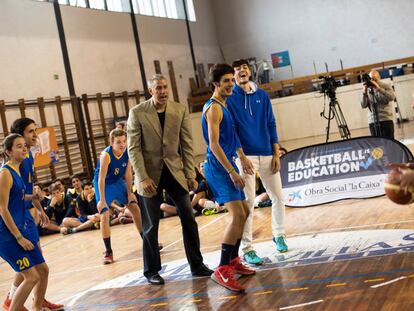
34,0,196,21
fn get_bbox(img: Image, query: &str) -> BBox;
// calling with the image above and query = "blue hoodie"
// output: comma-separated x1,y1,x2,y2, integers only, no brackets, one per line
227,82,278,156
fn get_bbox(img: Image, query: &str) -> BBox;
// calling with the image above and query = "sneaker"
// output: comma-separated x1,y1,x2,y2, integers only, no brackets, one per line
211,265,245,292
41,299,64,311
103,251,114,264
202,207,218,216
243,250,263,265
273,235,288,253
3,293,28,311
230,257,256,276
258,199,272,208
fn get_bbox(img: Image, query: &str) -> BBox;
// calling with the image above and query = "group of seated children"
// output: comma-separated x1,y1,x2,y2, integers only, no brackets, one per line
35,175,134,236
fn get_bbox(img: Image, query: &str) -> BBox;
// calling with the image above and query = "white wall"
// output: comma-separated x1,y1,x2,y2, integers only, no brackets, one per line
0,0,68,101
212,0,414,80
0,0,223,103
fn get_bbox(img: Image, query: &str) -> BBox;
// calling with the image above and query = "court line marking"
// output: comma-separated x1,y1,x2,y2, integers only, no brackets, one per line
326,283,347,287
219,295,238,300
370,276,407,288
364,278,385,283
65,267,414,310
117,307,135,311
189,299,202,302
150,302,169,307
288,219,414,238
279,299,324,310
161,213,227,251
289,287,308,292
253,291,273,295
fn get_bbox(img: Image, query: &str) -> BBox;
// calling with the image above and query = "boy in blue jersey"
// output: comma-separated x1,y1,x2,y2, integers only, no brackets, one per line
0,134,49,311
94,129,142,264
4,118,63,311
226,59,288,266
202,64,256,292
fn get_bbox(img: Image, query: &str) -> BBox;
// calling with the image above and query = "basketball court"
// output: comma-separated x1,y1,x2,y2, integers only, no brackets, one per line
1,125,414,310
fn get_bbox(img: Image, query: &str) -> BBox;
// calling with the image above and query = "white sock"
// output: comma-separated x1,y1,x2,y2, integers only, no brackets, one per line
254,197,262,207
9,284,18,299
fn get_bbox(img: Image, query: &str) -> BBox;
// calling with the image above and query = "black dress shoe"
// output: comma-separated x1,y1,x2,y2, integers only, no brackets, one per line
191,263,213,277
146,274,165,285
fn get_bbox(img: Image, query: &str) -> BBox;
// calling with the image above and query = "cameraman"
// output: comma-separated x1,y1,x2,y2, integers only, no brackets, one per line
360,70,395,139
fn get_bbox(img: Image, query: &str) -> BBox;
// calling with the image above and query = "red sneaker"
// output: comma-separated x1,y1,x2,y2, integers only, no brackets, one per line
41,298,64,311
3,293,28,311
230,257,256,276
211,265,245,292
103,251,114,264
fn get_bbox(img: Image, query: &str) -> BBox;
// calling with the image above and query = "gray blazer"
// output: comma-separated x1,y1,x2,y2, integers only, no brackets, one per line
127,98,196,197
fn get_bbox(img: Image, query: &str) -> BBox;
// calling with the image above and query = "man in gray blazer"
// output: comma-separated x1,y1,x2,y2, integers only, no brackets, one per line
127,74,212,285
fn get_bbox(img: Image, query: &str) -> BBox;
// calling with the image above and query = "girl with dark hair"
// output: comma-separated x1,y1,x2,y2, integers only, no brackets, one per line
0,134,49,311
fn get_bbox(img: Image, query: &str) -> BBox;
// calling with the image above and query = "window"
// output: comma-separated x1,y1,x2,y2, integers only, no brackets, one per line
132,0,196,21
33,0,196,21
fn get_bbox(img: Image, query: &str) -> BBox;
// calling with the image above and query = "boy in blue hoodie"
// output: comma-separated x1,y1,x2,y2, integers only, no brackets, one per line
227,59,288,265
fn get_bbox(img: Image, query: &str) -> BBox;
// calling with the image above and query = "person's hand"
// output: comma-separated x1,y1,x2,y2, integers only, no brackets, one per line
399,170,414,190
32,193,40,201
371,80,380,89
140,178,157,194
97,201,108,213
271,155,281,174
229,171,245,189
239,156,254,175
363,84,368,94
187,178,198,191
39,211,49,228
49,197,58,207
386,163,414,170
17,237,34,251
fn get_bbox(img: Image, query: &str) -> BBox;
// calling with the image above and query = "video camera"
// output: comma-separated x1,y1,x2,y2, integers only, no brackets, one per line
319,76,339,98
361,73,375,88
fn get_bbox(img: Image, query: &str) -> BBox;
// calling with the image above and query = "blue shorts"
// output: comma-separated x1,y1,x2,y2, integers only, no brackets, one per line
94,178,128,206
203,157,245,205
78,215,88,223
0,233,44,272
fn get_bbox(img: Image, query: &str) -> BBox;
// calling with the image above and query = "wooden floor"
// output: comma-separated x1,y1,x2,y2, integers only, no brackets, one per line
2,122,414,311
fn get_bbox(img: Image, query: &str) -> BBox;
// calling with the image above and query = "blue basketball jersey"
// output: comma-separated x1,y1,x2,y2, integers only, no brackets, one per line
0,163,26,241
202,98,239,161
20,151,34,209
94,146,129,184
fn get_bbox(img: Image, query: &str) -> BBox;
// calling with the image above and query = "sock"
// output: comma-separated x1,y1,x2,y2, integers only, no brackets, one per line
9,284,18,299
219,243,234,266
231,239,241,260
72,228,77,233
254,197,262,207
103,237,112,254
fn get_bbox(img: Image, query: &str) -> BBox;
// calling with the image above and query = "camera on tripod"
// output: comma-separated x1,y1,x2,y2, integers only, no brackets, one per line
361,73,375,88
319,76,340,98
318,75,351,142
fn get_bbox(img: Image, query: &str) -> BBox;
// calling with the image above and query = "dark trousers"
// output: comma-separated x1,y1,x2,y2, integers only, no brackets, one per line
138,165,203,277
369,120,394,140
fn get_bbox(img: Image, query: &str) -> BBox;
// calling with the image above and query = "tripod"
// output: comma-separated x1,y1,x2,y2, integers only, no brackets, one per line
322,90,351,143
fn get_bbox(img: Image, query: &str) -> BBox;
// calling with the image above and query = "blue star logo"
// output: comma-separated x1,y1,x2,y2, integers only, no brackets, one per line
289,191,302,201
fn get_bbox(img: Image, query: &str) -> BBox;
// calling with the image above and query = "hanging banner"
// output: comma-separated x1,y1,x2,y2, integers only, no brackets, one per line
33,127,59,168
271,50,291,68
280,137,413,207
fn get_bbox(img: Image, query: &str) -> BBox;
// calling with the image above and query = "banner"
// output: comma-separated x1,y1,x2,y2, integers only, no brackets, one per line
271,50,291,68
33,127,59,168
280,137,413,207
